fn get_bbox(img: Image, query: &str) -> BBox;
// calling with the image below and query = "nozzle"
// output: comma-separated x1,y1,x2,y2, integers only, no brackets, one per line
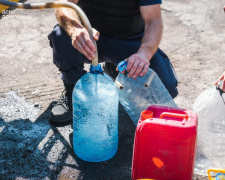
117,61,128,74
90,64,103,74
141,110,153,120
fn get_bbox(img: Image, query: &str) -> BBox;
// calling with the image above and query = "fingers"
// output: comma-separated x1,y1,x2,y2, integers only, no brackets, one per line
140,64,149,77
222,81,225,92
219,75,225,92
126,55,150,79
215,74,224,85
129,60,143,79
72,28,98,60
126,56,135,74
215,73,225,92
92,28,100,41
79,33,96,59
83,31,96,52
220,74,225,92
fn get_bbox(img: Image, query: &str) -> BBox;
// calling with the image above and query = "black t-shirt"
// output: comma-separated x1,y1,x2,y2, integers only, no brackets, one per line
139,0,162,6
79,0,162,38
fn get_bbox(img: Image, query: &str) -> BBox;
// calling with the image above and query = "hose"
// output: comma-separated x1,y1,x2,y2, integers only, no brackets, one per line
0,0,98,66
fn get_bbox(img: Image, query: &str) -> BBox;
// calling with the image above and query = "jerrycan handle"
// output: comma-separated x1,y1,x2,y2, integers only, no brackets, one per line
159,112,189,125
208,169,225,180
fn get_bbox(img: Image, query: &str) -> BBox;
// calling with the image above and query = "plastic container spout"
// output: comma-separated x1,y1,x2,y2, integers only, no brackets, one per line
90,64,103,74
116,60,155,87
117,61,128,74
141,110,153,120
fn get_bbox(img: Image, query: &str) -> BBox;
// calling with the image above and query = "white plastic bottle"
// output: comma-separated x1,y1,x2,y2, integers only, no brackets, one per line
193,86,225,175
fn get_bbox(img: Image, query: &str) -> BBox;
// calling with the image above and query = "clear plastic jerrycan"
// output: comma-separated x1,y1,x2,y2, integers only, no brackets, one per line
193,86,225,175
72,64,119,162
116,61,177,125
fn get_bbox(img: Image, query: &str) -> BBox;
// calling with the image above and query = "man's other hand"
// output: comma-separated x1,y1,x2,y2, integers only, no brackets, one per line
126,53,150,79
215,71,225,92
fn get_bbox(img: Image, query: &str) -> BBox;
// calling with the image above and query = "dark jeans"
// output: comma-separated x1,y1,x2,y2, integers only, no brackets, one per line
48,25,178,98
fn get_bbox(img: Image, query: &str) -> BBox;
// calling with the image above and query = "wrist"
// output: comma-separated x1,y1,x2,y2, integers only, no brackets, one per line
65,21,83,38
58,15,83,38
137,45,153,61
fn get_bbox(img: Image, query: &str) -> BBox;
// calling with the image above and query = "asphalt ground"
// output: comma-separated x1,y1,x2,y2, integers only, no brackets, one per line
1,0,225,179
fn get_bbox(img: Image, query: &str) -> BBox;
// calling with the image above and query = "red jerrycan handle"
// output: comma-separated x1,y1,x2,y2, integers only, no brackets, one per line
159,112,189,125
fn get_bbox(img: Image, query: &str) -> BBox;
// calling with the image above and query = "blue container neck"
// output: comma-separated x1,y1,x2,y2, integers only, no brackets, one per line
90,64,103,74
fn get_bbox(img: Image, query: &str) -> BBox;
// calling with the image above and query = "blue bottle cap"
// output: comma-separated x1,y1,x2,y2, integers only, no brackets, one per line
117,61,127,73
90,64,103,74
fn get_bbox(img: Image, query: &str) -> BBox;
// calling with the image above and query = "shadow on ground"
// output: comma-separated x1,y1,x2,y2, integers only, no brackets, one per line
0,102,136,180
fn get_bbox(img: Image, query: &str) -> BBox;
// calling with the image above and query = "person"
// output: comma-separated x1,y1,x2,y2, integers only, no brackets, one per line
48,0,178,123
215,7,225,93
215,71,225,92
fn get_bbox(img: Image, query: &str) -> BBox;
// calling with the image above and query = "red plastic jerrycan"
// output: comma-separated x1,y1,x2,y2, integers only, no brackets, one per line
132,105,198,180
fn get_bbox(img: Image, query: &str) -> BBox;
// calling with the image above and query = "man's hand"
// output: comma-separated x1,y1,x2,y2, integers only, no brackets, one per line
124,4,162,79
215,71,225,92
55,0,100,60
71,27,100,60
126,53,150,79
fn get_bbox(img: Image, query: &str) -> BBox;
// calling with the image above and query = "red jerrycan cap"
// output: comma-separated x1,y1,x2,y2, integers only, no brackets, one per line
141,110,153,120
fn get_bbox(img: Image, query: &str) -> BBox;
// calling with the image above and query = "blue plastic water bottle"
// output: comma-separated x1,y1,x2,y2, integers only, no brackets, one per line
116,60,177,125
72,64,119,162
